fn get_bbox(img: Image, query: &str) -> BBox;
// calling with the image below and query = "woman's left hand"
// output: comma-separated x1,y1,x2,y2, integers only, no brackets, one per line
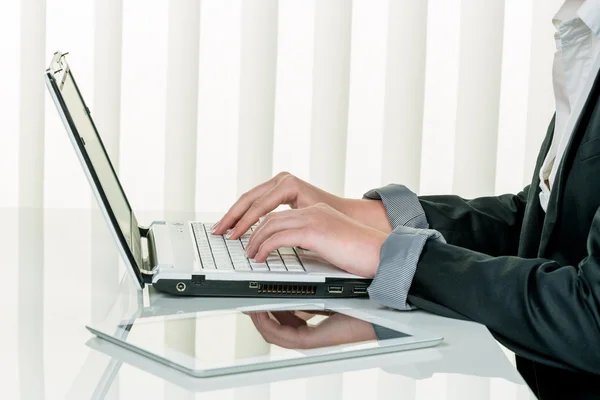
244,203,388,278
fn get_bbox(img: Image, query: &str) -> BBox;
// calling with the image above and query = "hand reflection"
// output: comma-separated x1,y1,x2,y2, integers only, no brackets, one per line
247,311,376,349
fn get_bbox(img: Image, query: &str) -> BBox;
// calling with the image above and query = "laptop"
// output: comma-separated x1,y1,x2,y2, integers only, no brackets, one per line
45,51,373,297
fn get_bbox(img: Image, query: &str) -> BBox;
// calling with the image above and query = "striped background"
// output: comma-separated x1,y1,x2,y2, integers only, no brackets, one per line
1,0,561,212
1,0,562,398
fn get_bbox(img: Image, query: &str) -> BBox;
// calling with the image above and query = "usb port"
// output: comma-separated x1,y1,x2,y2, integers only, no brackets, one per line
328,286,343,294
353,287,368,294
249,282,259,289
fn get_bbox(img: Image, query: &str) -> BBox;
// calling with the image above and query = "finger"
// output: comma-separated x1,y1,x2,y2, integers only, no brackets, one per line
249,208,298,242
254,312,308,349
246,211,305,258
270,311,307,329
228,180,297,240
253,312,282,345
293,311,316,321
254,229,311,262
248,312,277,344
248,312,282,344
296,310,333,318
212,179,275,235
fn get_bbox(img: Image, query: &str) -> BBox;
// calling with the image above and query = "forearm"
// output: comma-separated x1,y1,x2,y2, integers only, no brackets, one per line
343,199,393,233
408,239,600,373
418,186,530,256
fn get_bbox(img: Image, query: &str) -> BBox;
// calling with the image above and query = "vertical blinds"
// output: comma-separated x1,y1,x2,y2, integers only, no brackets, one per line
1,0,563,398
0,0,562,212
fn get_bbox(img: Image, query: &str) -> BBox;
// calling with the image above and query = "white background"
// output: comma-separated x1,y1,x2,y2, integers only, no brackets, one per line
1,0,561,213
0,0,564,399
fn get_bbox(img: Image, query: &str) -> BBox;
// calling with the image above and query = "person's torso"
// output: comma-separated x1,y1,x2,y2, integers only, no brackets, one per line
516,47,600,400
519,75,600,263
539,0,600,211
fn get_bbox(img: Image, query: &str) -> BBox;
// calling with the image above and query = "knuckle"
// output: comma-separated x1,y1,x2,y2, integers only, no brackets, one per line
256,248,267,260
309,204,327,219
299,226,311,237
284,174,299,186
263,212,274,222
262,234,280,251
276,171,290,179
239,191,251,202
249,198,263,212
257,218,272,233
279,173,299,187
271,231,285,242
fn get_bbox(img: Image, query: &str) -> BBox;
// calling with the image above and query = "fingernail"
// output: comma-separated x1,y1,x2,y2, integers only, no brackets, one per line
211,221,221,232
249,258,256,263
225,229,235,239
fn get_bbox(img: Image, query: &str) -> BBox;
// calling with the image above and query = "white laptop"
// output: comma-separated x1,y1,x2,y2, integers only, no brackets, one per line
45,51,373,298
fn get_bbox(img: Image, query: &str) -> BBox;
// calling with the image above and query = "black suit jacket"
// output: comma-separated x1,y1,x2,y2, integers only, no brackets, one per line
407,69,600,399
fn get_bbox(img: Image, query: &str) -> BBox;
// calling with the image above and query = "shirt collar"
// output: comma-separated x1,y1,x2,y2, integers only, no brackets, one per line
552,0,600,41
553,0,584,28
578,0,600,38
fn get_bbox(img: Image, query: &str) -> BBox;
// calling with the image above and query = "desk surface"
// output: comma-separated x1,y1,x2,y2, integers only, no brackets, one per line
3,208,535,399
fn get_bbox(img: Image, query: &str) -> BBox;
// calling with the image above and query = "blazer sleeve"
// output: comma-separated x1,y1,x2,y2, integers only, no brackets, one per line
406,205,600,374
418,186,530,256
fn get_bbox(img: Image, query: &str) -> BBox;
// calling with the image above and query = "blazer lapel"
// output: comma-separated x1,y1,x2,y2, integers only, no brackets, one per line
518,116,554,258
539,67,600,256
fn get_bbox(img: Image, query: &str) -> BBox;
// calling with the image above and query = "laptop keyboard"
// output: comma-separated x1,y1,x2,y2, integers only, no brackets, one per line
190,223,305,272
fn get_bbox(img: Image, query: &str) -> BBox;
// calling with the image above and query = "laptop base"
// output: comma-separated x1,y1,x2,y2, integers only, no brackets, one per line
152,277,372,298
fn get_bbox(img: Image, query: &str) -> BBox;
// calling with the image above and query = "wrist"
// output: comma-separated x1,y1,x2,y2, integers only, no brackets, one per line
343,199,392,234
368,229,388,278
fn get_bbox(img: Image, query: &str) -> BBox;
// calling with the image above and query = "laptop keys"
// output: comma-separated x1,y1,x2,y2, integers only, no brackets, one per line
233,260,251,271
282,255,304,271
201,255,216,269
278,247,296,255
267,263,287,272
250,261,269,271
193,223,216,269
192,222,304,273
265,251,287,271
240,232,251,248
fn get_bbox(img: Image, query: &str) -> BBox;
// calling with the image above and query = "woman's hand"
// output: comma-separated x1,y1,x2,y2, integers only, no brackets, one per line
211,172,392,239
245,203,388,278
247,311,376,349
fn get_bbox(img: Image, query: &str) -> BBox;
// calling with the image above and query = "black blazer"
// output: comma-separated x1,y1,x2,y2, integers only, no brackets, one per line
407,68,600,399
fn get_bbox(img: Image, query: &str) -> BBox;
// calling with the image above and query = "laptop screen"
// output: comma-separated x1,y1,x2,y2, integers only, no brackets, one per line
46,53,144,286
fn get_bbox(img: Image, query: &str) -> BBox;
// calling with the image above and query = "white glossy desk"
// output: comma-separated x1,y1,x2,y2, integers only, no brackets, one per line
2,208,535,399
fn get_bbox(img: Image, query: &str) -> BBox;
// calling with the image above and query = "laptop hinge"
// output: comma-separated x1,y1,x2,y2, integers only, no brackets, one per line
139,225,150,238
141,270,154,285
139,225,157,282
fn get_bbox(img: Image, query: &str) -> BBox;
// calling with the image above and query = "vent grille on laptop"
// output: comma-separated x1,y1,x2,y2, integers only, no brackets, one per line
257,284,316,295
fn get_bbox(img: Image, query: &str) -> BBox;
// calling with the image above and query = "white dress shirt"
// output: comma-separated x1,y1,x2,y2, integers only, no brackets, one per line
539,0,600,212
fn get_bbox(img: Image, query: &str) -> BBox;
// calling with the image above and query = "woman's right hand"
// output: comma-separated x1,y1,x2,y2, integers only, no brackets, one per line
211,172,392,240
212,172,344,239
246,311,377,350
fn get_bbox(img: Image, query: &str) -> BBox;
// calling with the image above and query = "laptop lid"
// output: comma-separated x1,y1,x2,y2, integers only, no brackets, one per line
45,51,145,289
